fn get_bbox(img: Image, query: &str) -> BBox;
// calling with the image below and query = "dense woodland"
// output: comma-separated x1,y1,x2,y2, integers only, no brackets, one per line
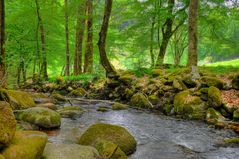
0,0,238,86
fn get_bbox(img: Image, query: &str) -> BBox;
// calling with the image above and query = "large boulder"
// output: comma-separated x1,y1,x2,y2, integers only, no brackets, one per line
42,143,100,159
174,91,208,119
200,76,224,89
130,93,152,109
0,90,36,110
208,86,222,108
0,102,16,148
57,106,84,118
15,107,61,129
77,123,137,155
1,131,47,159
96,140,128,159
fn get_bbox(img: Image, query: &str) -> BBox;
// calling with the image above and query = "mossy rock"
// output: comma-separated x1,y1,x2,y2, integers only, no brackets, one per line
56,76,65,84
200,76,224,89
182,75,197,88
1,131,47,159
152,69,163,77
96,140,128,159
174,91,207,120
15,107,61,129
112,103,128,110
118,75,134,85
97,106,111,112
57,106,84,118
223,103,235,114
208,86,222,108
233,110,239,122
224,138,239,144
232,74,239,90
52,93,66,102
77,123,137,155
130,93,152,109
206,108,225,124
162,104,173,116
69,88,87,97
0,154,4,159
124,88,134,100
0,89,36,110
200,88,209,94
42,143,100,159
148,95,159,105
173,79,187,91
0,102,16,148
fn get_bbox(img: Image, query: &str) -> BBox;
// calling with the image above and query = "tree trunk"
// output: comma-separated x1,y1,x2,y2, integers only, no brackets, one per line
35,0,48,80
64,0,70,76
33,20,40,75
97,0,117,77
0,0,6,87
74,1,86,75
84,0,93,73
188,0,198,66
150,16,155,68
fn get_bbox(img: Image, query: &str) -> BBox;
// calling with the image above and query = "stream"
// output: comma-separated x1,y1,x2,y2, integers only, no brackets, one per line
47,99,239,159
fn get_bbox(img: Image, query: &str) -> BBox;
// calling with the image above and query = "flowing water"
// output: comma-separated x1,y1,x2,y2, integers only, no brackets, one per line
47,99,239,159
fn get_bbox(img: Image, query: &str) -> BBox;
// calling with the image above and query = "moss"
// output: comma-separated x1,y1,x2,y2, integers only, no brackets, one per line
206,108,224,124
112,103,128,110
97,106,111,112
224,138,239,144
0,102,16,147
173,79,187,91
0,154,5,159
162,104,173,115
69,88,87,97
77,123,137,155
208,86,222,108
233,110,239,122
200,76,224,89
152,69,163,77
0,89,36,110
232,74,239,90
52,93,66,102
200,88,209,94
1,131,47,159
130,93,152,109
148,95,159,105
124,88,134,100
15,107,61,129
174,91,207,120
118,75,134,85
96,140,128,159
57,106,84,118
56,76,65,84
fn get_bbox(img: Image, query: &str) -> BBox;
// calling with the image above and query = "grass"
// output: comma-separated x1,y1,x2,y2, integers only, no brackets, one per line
205,59,239,67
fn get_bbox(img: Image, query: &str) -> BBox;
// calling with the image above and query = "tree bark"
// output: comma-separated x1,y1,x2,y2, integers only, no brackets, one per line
64,0,70,76
35,0,48,80
188,0,198,66
84,0,93,73
74,1,86,75
0,0,6,87
97,0,117,77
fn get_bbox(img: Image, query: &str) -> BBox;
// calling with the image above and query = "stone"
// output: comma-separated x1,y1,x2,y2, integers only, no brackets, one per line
208,86,222,108
97,106,111,112
233,110,239,122
174,91,208,120
1,131,47,159
57,106,84,118
130,93,152,109
148,95,159,105
42,143,100,159
152,69,163,77
96,140,128,159
77,123,137,155
232,74,239,90
52,93,66,102
206,108,225,125
15,107,61,129
118,75,134,85
200,76,224,89
0,102,16,148
182,75,197,88
112,103,128,110
0,89,36,110
173,79,187,91
69,88,87,97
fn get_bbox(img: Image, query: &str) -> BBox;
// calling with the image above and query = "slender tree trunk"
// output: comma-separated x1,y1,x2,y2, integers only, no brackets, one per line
97,0,117,77
64,0,70,76
0,0,6,87
84,0,93,73
188,0,198,66
150,17,155,67
35,0,48,80
33,20,40,75
74,1,86,75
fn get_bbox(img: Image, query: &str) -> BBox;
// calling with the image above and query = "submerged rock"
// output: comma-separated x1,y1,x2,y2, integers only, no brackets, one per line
112,103,128,110
57,106,84,118
97,106,111,112
200,76,224,89
1,131,47,159
52,93,66,102
42,143,100,159
0,102,16,148
15,107,61,129
174,91,207,120
130,93,152,109
208,86,222,108
0,89,36,110
77,123,137,155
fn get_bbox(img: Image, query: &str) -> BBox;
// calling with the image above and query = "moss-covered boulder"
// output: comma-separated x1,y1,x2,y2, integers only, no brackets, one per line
233,110,239,122
0,102,16,148
118,75,134,85
69,88,87,97
112,103,128,110
0,154,4,159
96,140,128,159
173,79,187,91
130,93,152,109
152,69,163,77
208,86,222,108
42,143,100,159
0,89,36,110
200,76,224,89
232,74,239,90
174,91,208,119
52,93,66,102
97,106,111,112
148,95,159,105
1,131,47,159
57,106,84,118
77,123,137,155
15,107,61,129
206,108,225,124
